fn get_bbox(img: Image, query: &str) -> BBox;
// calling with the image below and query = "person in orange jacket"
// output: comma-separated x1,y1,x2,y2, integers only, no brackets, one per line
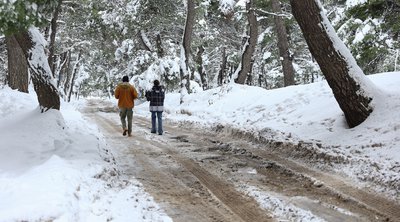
115,76,138,137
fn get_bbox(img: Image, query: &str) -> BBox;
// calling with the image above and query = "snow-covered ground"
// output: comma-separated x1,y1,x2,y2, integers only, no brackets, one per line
0,86,172,222
0,71,399,221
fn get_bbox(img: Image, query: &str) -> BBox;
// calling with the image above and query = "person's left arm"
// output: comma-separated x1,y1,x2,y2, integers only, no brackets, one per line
115,86,120,99
161,87,165,100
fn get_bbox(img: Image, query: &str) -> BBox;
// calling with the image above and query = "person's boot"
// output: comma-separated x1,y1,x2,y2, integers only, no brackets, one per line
123,129,128,136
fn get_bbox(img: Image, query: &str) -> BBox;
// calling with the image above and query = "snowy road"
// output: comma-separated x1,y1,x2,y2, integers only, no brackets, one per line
83,99,400,222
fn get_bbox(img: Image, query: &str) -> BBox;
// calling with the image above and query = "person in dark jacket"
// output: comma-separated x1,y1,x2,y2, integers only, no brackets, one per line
145,80,165,135
115,75,138,137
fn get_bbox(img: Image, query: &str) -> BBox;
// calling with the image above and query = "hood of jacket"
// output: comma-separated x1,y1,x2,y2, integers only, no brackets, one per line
119,82,131,89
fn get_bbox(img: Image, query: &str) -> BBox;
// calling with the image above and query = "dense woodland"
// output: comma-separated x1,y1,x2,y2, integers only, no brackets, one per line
0,0,399,126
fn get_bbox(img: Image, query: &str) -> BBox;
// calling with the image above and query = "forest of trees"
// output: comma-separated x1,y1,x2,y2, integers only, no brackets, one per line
0,0,399,126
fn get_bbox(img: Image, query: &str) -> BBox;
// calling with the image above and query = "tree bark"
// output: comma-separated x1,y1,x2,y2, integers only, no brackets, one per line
290,0,376,127
218,47,227,86
179,0,195,103
195,45,207,90
68,51,82,102
56,51,69,88
259,63,266,87
138,30,152,52
62,51,72,98
183,0,194,67
48,0,63,76
14,29,60,111
5,35,29,93
156,33,164,58
272,0,295,86
236,0,258,84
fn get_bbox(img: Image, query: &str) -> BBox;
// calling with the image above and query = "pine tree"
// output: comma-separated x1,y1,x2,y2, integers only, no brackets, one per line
1,0,60,111
290,0,380,127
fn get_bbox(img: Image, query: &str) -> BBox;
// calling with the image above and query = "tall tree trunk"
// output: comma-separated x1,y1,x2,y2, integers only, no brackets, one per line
63,51,72,97
218,47,227,86
5,35,29,93
272,0,295,86
156,33,164,58
48,0,63,76
68,51,82,102
57,51,70,89
195,45,207,90
290,0,379,127
179,0,195,103
229,64,235,79
14,28,60,112
236,0,258,84
138,30,152,52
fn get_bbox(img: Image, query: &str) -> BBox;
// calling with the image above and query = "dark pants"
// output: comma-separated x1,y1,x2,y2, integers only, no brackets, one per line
151,111,163,134
119,108,133,134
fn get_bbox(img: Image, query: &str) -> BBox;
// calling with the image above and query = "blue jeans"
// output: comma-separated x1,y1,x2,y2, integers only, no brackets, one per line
151,111,163,134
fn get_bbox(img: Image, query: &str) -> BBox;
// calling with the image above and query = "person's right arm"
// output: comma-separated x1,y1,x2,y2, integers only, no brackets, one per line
145,91,151,101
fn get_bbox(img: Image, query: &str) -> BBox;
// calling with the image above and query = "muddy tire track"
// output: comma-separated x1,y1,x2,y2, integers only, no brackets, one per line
90,113,273,222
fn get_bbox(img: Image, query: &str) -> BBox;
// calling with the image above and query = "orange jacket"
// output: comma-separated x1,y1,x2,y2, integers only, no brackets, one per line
115,82,138,109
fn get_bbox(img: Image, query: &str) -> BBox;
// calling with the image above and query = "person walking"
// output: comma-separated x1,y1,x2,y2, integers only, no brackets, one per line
115,75,138,137
145,80,165,135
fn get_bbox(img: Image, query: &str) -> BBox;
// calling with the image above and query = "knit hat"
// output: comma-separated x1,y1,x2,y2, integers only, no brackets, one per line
122,76,129,82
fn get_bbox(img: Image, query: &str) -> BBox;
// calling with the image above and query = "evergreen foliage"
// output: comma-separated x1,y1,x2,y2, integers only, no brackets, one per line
0,0,399,97
336,0,400,74
0,0,58,35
